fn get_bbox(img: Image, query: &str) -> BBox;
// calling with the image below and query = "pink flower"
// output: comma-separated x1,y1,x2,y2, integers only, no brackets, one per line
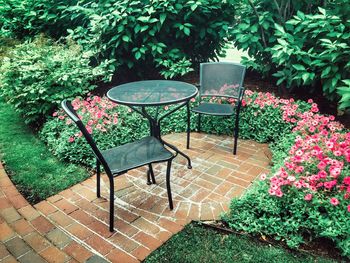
294,166,304,173
304,194,313,201
330,197,339,206
68,137,75,143
260,173,267,180
348,205,350,212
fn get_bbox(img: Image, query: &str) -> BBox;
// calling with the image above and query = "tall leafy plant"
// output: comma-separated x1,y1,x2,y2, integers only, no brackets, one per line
0,36,105,125
271,8,350,110
229,0,323,76
64,0,235,78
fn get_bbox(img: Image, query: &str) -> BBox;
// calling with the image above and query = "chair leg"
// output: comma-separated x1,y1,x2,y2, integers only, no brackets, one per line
186,103,190,149
233,113,240,155
96,159,101,198
197,113,201,132
166,160,173,210
109,176,114,232
148,164,156,184
233,127,239,155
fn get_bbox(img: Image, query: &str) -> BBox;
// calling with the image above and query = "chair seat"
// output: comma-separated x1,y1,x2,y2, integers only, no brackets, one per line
192,103,234,116
101,136,173,174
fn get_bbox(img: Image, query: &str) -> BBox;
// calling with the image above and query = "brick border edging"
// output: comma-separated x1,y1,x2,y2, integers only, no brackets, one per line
0,161,108,263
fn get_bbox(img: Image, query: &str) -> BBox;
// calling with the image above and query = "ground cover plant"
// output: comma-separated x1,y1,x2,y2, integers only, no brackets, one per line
0,99,88,204
145,222,335,263
222,94,350,258
40,89,349,258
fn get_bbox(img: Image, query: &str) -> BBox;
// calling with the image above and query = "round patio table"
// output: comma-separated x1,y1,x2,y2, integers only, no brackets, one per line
107,80,198,173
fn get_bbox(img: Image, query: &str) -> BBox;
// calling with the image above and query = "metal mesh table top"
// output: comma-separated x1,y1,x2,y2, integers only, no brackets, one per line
107,80,198,106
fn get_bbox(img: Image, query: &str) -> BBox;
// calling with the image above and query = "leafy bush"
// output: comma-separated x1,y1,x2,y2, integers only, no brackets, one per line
223,95,350,257
63,0,235,78
0,36,105,125
0,0,63,38
230,1,350,110
272,8,350,110
229,0,323,76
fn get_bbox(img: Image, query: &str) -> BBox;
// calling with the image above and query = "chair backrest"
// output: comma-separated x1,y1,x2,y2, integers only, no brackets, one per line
200,62,246,99
61,100,111,174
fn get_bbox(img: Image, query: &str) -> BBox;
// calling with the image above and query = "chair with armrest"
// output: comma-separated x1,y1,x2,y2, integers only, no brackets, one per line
190,62,246,155
61,100,175,232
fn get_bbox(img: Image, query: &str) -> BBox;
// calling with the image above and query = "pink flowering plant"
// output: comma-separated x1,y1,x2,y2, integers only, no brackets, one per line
40,95,149,166
223,95,350,257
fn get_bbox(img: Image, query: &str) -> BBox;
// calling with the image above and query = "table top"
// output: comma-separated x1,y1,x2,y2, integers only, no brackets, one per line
107,80,198,106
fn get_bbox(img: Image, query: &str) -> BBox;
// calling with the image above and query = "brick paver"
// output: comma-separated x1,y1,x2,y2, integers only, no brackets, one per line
1,133,271,262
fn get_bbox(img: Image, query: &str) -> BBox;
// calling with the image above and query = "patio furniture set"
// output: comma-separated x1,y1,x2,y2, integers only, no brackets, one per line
61,62,246,232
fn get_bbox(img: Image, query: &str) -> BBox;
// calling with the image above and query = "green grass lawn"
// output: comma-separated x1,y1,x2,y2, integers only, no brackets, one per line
145,223,337,263
0,100,89,204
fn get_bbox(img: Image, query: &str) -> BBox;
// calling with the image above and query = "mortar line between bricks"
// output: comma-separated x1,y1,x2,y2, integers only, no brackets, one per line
46,195,153,260
38,207,114,262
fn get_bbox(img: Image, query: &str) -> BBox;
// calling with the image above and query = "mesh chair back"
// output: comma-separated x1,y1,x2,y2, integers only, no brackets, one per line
61,100,111,174
200,62,246,98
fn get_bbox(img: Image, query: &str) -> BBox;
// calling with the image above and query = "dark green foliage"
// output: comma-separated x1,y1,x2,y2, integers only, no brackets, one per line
0,100,88,204
145,223,336,263
63,0,235,78
229,0,323,76
272,8,350,110
0,0,64,39
229,0,350,109
0,36,104,125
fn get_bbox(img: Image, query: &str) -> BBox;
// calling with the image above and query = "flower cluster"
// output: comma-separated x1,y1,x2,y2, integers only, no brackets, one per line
264,97,350,212
53,95,119,142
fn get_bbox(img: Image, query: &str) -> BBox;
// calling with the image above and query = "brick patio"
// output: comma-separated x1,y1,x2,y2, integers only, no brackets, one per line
0,132,271,263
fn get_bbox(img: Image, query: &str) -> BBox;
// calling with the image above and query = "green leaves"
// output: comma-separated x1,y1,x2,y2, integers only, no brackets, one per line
62,0,234,79
0,36,103,125
337,80,350,110
271,7,350,109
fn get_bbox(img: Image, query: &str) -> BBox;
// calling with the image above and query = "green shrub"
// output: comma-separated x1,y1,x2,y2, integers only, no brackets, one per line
0,36,105,125
272,8,350,110
63,0,235,78
0,0,62,39
229,1,350,110
229,0,323,76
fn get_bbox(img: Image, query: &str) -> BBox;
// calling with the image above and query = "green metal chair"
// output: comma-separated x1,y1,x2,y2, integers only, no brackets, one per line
190,62,246,155
61,100,175,232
